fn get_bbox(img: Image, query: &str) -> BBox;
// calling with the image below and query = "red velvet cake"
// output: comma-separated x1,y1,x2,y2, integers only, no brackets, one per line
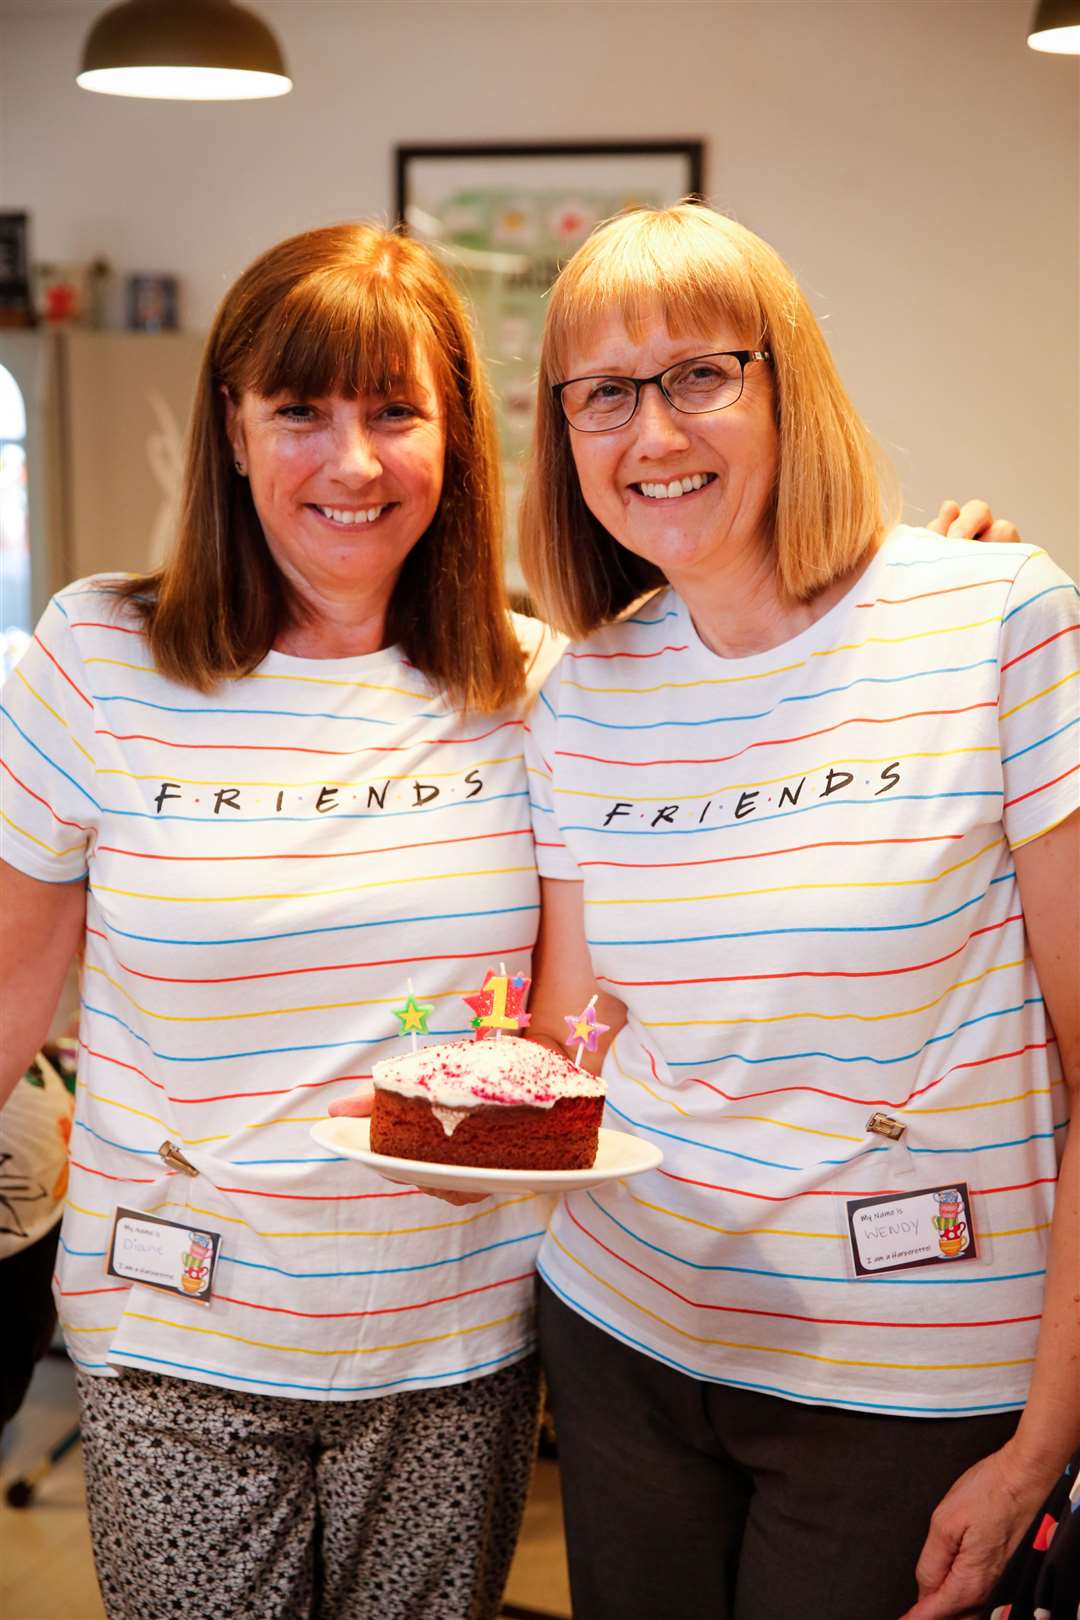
370,1038,606,1170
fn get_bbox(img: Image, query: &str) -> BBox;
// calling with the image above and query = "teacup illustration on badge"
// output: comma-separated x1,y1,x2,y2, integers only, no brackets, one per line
181,1230,213,1294
936,1220,967,1257
932,1190,969,1258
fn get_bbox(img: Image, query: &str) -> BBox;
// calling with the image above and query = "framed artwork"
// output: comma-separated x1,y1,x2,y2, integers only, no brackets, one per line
395,141,705,587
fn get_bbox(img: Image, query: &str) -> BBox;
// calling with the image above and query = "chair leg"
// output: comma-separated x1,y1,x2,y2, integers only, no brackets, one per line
4,1424,81,1508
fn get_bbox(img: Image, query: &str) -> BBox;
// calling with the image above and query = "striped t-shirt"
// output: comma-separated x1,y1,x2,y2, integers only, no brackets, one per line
1,579,559,1400
526,528,1079,1416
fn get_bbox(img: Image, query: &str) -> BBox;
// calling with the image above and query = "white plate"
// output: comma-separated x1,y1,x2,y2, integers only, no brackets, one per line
310,1118,663,1194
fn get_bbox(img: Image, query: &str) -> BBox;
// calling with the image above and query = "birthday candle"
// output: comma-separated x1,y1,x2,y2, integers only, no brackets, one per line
463,968,532,1042
563,995,610,1069
391,978,434,1053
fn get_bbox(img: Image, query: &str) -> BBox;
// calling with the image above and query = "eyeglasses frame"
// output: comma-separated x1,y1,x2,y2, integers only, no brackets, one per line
552,349,773,433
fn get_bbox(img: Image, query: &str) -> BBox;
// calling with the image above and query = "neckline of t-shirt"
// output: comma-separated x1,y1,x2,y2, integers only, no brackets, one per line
256,641,410,678
667,527,909,670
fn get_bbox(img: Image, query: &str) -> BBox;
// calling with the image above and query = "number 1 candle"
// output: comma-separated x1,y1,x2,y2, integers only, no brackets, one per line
463,968,532,1041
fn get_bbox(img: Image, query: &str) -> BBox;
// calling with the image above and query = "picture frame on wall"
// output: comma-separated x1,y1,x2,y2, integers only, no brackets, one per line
395,140,705,589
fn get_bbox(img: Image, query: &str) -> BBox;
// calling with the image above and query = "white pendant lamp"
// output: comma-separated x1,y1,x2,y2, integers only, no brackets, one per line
1027,0,1080,53
77,0,292,100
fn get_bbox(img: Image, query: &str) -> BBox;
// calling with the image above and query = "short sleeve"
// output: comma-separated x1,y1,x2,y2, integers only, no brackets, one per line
524,658,581,880
997,549,1080,850
1,593,99,881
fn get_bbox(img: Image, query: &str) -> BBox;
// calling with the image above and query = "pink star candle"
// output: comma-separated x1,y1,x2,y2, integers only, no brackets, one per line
563,996,610,1069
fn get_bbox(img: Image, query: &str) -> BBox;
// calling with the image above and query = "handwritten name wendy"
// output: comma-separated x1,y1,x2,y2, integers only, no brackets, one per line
598,761,902,830
151,769,485,816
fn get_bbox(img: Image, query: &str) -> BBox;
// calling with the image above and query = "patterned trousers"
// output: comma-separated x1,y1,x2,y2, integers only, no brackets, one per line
77,1356,541,1620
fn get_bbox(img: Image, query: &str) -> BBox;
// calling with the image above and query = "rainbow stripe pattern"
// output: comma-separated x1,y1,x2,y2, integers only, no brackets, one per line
526,530,1079,1415
1,582,558,1399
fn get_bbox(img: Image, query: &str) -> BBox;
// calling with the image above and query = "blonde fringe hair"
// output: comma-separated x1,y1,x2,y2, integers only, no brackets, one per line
111,223,524,713
519,203,897,636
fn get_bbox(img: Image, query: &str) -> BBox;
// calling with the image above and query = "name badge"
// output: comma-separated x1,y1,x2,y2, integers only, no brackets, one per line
846,1183,977,1277
107,1206,221,1304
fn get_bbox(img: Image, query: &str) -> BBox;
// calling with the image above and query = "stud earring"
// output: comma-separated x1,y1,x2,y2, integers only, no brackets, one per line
234,459,246,475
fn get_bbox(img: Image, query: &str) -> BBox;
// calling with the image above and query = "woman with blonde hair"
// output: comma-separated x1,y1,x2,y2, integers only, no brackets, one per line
0,221,557,1620
519,204,1079,1620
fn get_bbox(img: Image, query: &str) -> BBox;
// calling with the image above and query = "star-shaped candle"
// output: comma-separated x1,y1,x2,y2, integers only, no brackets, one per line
563,995,610,1069
463,966,532,1041
391,983,434,1053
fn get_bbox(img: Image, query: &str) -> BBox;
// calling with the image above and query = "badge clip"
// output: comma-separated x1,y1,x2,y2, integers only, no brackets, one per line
865,1112,906,1142
159,1140,198,1176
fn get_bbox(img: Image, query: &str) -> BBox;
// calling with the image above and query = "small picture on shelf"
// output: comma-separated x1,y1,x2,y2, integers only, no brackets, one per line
126,274,179,333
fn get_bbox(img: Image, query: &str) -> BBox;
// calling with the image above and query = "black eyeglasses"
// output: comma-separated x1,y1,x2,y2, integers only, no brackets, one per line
553,349,772,432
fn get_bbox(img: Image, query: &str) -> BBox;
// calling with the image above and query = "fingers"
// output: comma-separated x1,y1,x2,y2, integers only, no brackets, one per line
953,503,1020,542
906,1511,1001,1620
928,500,962,536
423,1188,490,1206
898,1571,986,1620
897,1596,947,1619
327,1082,375,1118
914,1521,959,1605
949,499,994,538
928,499,1021,542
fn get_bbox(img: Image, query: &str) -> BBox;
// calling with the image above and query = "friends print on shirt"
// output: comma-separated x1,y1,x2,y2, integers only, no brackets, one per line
152,768,486,816
599,760,902,830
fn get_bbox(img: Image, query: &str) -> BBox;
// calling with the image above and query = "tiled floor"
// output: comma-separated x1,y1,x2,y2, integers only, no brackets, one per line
0,1355,571,1620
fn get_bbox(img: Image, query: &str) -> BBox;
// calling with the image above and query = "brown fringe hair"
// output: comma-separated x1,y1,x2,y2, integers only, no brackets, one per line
519,203,897,638
111,223,524,713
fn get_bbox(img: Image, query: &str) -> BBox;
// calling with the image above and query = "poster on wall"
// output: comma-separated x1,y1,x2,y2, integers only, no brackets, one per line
395,141,705,593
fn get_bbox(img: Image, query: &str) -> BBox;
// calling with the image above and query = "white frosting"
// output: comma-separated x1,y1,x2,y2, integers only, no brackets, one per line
373,1038,606,1114
431,1104,470,1137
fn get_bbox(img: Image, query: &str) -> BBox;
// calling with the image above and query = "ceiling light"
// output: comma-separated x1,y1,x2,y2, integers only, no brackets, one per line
77,0,292,100
1028,0,1080,53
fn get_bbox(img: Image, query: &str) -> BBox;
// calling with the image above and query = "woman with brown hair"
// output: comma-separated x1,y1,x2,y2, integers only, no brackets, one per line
0,222,557,1620
518,204,1079,1620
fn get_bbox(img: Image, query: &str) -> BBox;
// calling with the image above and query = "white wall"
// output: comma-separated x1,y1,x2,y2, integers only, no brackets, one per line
1,0,1077,573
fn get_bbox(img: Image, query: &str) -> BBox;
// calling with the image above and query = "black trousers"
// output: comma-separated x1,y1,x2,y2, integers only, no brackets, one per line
538,1280,1021,1620
0,1221,60,1430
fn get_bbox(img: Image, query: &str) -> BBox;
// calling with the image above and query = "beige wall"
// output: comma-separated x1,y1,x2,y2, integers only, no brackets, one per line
1,0,1077,575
